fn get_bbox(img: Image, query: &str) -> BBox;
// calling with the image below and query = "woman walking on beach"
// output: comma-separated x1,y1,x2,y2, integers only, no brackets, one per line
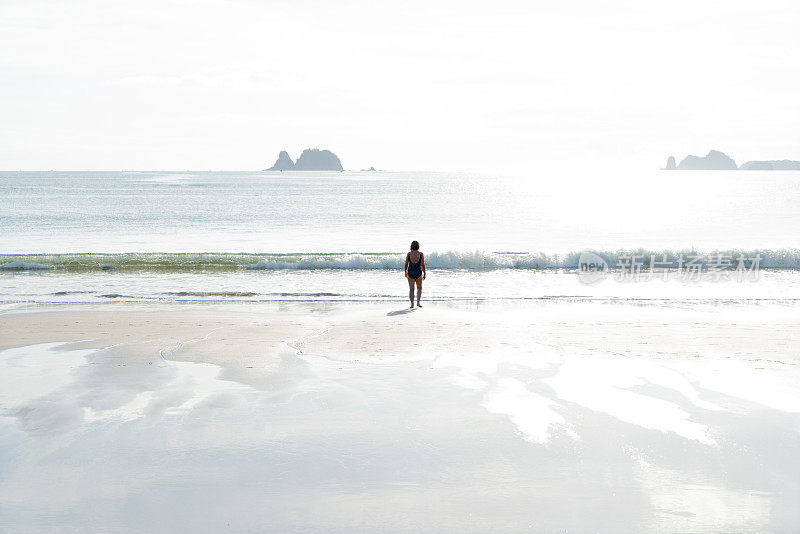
404,240,426,308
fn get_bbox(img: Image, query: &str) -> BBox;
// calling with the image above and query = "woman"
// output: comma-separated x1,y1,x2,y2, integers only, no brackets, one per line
404,240,426,308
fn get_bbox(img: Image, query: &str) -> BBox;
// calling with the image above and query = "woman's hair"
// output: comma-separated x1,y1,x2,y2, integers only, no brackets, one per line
410,240,420,250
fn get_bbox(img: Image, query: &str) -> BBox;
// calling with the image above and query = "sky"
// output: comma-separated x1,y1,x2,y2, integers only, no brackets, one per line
1,0,799,172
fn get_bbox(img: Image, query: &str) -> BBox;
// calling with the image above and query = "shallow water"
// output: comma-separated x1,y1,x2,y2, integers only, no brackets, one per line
2,269,800,304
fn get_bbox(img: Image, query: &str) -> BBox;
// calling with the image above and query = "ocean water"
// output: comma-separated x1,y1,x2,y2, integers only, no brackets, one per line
2,169,800,302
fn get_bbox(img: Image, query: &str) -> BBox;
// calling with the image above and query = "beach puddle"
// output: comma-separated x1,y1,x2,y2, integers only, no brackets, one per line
0,342,256,434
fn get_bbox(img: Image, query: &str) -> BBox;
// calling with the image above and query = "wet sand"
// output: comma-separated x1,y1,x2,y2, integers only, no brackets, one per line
1,301,799,532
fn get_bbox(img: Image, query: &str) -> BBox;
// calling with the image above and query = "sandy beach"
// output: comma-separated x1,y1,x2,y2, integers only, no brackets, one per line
1,301,798,532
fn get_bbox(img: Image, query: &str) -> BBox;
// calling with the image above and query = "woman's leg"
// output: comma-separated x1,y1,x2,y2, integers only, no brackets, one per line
407,276,416,307
415,278,423,306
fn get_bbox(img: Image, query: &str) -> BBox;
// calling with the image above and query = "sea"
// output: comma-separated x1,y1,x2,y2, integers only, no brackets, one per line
2,169,799,304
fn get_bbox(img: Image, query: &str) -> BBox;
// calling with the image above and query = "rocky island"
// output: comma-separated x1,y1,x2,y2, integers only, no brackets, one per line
264,149,343,171
268,150,294,171
739,160,800,171
664,150,800,170
667,150,738,170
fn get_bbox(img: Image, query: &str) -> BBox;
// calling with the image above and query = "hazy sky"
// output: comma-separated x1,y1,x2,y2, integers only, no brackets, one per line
1,0,798,172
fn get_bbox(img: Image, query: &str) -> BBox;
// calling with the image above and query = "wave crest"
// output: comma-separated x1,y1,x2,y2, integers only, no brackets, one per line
1,249,799,272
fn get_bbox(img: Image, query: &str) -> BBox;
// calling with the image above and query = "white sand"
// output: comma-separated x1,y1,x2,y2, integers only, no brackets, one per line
0,301,798,532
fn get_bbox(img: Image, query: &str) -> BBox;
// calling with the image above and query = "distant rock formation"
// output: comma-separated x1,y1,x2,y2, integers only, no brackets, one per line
739,160,800,171
264,148,343,171
294,149,343,171
675,150,737,170
664,150,800,171
361,166,377,171
267,150,295,171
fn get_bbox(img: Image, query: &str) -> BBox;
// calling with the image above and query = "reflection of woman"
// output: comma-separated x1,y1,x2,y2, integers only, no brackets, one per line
404,240,426,308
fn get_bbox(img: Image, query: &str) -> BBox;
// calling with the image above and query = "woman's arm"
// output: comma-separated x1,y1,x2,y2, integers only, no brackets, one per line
421,253,426,279
404,252,409,277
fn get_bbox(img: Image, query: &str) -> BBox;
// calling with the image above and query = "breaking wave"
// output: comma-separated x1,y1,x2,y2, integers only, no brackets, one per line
0,260,52,271
1,248,800,273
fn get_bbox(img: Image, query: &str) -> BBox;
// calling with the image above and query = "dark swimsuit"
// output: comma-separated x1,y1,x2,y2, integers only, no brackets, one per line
407,252,423,280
